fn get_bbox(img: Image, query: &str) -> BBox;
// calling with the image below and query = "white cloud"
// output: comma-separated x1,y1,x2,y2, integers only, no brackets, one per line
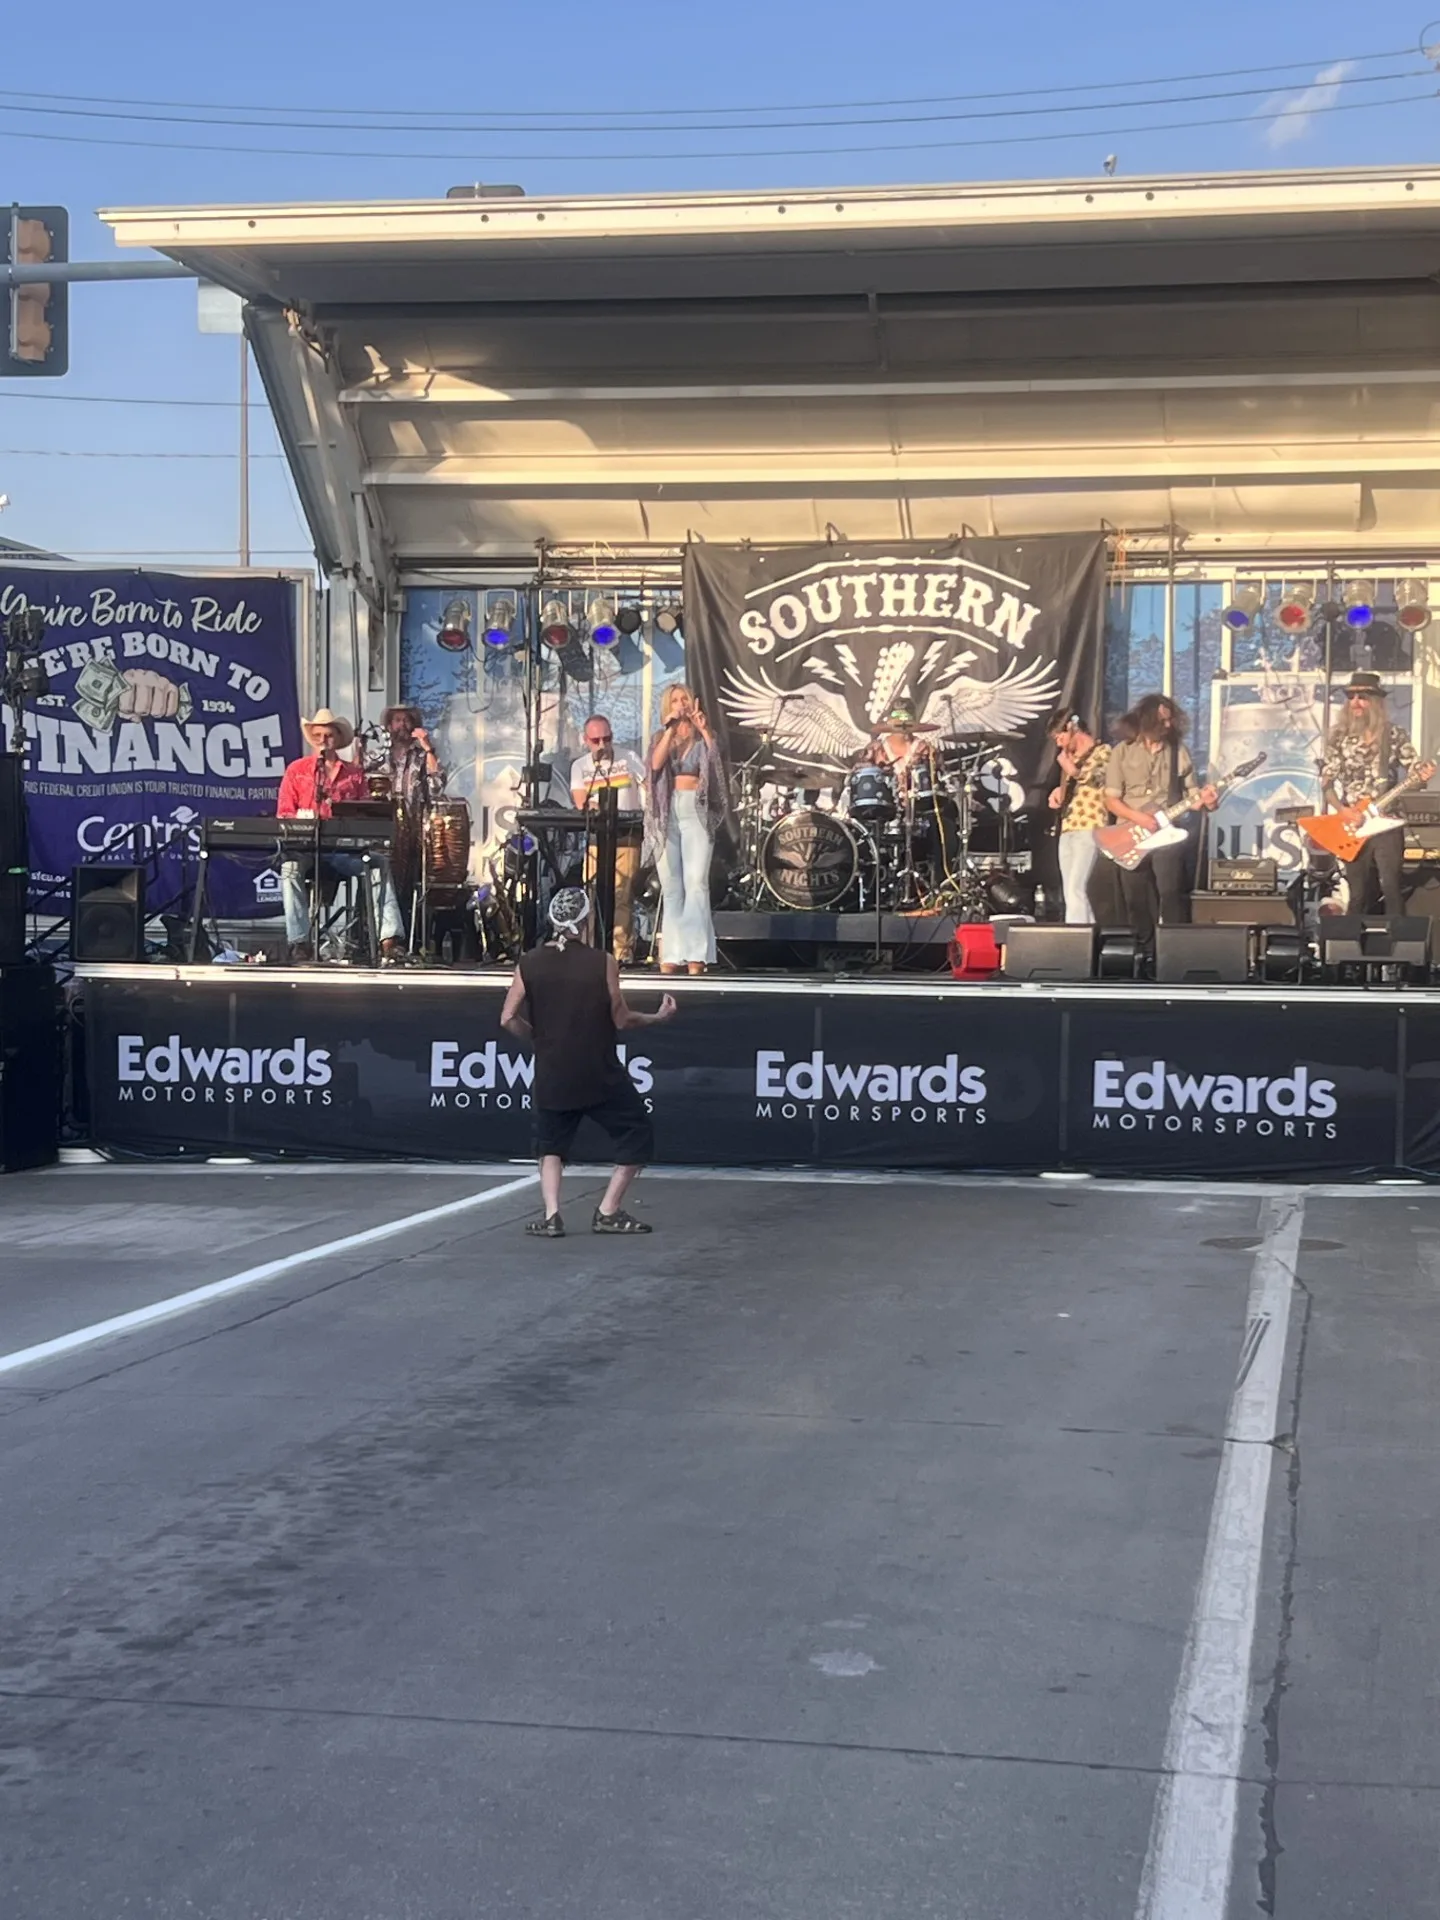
1263,61,1352,149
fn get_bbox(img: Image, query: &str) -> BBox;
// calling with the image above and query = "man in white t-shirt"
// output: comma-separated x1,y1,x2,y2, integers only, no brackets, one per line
567,714,648,963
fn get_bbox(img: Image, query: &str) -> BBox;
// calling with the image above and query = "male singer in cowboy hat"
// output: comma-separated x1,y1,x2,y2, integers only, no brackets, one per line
276,708,405,963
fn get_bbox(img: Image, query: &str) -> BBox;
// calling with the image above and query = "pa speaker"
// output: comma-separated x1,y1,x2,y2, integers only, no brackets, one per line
72,865,146,963
1155,924,1251,984
0,963,58,1172
0,757,26,965
1002,923,1096,982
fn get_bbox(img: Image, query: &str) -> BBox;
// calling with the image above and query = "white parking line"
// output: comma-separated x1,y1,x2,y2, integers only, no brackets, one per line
1134,1190,1305,1920
0,1172,538,1379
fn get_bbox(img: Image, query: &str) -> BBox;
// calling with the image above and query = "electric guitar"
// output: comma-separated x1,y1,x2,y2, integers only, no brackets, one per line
1297,761,1437,864
1094,754,1267,871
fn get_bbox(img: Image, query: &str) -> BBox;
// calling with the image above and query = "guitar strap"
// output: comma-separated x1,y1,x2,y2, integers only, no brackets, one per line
1165,739,1182,809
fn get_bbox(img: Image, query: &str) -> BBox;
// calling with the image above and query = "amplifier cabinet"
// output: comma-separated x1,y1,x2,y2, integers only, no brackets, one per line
1190,892,1296,928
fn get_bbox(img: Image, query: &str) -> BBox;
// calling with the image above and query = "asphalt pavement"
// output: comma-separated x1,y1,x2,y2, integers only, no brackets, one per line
0,1164,1434,1919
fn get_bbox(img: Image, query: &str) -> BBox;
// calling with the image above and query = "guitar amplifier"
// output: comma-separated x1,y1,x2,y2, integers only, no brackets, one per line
1398,793,1440,850
1209,857,1279,894
1191,892,1295,928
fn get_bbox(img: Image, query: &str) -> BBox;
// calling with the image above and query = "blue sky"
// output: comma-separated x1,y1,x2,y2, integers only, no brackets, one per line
2,0,1437,570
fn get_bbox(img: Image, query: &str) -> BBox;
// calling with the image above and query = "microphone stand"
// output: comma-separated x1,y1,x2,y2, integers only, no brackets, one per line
310,751,329,961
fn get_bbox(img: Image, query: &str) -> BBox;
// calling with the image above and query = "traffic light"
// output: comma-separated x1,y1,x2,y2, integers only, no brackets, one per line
3,205,68,376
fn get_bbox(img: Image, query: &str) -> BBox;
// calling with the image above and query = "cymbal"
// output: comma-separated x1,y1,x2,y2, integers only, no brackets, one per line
871,721,940,736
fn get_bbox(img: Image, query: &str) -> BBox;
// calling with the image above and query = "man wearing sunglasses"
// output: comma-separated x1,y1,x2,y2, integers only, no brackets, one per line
1320,671,1435,916
568,714,648,964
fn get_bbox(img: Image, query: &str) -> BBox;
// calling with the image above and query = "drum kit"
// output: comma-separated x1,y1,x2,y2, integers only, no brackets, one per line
729,724,1026,917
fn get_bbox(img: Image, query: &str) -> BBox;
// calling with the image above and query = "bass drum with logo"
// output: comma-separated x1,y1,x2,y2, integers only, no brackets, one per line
761,808,866,910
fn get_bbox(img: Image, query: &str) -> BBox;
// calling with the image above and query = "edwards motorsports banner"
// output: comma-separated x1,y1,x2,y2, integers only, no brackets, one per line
1,568,302,917
684,536,1107,803
82,975,1440,1178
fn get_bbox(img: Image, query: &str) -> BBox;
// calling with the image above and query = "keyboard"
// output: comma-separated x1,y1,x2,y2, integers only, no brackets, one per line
515,808,643,836
202,814,395,853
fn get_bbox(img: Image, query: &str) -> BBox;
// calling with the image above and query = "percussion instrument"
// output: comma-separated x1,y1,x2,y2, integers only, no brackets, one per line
845,765,897,822
424,798,472,888
762,808,865,911
367,772,394,802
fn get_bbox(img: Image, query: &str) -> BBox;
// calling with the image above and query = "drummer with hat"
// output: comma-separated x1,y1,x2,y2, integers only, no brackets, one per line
276,707,406,963
1320,670,1435,917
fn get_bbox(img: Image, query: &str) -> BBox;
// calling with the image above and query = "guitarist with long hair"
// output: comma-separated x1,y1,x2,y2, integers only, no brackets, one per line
1102,695,1218,943
1318,671,1433,916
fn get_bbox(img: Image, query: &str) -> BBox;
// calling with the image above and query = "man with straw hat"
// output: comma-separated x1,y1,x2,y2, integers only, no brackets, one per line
276,708,405,963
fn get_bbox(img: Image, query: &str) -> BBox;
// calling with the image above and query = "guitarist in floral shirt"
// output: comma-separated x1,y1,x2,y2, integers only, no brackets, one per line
1319,671,1433,916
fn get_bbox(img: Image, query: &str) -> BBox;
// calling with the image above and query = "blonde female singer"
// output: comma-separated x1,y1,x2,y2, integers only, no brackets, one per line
647,684,727,974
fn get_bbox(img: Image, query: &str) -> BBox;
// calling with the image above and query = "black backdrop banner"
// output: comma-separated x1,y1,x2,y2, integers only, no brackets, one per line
684,536,1107,803
82,974,1440,1180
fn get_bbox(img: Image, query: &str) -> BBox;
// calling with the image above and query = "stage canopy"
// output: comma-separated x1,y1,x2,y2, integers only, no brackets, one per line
102,166,1440,591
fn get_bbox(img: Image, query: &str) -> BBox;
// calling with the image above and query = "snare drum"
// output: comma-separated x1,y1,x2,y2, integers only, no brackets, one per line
845,764,896,822
424,799,472,887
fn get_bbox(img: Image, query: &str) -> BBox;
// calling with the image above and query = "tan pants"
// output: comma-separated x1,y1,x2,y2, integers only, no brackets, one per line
584,837,641,962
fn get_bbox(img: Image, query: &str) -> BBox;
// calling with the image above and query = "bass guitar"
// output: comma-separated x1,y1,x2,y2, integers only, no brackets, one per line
1297,761,1437,864
1094,754,1267,871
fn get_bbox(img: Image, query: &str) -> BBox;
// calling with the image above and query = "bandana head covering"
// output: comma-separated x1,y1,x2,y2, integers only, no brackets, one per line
548,887,592,945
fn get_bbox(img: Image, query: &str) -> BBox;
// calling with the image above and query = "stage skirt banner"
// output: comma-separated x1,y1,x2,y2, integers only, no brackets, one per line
684,536,1107,807
82,975,1440,1179
0,568,301,918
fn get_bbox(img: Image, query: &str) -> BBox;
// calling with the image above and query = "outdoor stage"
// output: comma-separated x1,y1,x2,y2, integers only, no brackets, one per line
77,963,1440,1180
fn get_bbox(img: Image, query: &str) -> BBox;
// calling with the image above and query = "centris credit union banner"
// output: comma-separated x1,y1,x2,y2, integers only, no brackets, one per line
0,568,302,917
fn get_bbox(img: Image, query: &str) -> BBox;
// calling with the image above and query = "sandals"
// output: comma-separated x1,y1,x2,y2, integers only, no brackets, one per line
526,1213,565,1238
592,1208,652,1235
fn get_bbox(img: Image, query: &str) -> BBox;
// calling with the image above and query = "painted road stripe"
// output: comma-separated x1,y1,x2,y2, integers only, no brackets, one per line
1134,1190,1305,1920
0,1172,538,1379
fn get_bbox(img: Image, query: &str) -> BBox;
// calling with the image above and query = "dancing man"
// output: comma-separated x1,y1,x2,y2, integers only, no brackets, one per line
501,888,677,1239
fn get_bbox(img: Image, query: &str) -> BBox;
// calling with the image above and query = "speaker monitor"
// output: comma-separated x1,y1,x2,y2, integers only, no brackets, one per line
1319,915,1430,971
72,865,146,963
1154,924,1251,984
1002,923,1096,982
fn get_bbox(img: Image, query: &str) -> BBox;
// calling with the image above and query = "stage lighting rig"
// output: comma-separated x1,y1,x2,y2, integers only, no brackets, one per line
1221,583,1265,632
1342,580,1376,628
586,598,620,648
540,599,574,648
436,597,472,651
1276,583,1316,633
481,594,519,649
1396,579,1432,632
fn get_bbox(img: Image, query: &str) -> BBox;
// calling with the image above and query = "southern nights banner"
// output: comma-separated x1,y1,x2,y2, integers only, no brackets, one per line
684,536,1107,806
0,569,301,917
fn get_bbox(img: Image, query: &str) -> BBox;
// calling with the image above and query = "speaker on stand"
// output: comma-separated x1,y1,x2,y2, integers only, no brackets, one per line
72,866,148,964
0,755,27,967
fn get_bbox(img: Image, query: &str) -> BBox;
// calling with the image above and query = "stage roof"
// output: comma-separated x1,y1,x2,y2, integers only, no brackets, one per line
101,166,1440,581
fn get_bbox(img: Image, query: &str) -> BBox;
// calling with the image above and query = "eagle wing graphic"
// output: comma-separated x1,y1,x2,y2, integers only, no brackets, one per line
721,664,872,767
922,655,1060,738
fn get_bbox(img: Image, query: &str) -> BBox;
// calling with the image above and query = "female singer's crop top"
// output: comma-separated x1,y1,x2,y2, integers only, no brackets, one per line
673,736,704,775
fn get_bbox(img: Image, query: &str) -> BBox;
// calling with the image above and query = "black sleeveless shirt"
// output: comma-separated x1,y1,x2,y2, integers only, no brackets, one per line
517,941,625,1110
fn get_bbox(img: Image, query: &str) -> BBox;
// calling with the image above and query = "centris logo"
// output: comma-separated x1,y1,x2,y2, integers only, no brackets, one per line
1091,1059,1338,1140
428,1041,653,1111
117,1033,333,1107
755,1049,986,1127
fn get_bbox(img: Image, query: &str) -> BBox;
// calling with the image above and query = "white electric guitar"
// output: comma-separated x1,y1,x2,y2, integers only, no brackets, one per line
1094,754,1267,871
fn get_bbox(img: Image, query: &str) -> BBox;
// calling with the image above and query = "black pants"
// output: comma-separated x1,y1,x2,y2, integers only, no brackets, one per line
1116,842,1191,946
1343,832,1406,917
